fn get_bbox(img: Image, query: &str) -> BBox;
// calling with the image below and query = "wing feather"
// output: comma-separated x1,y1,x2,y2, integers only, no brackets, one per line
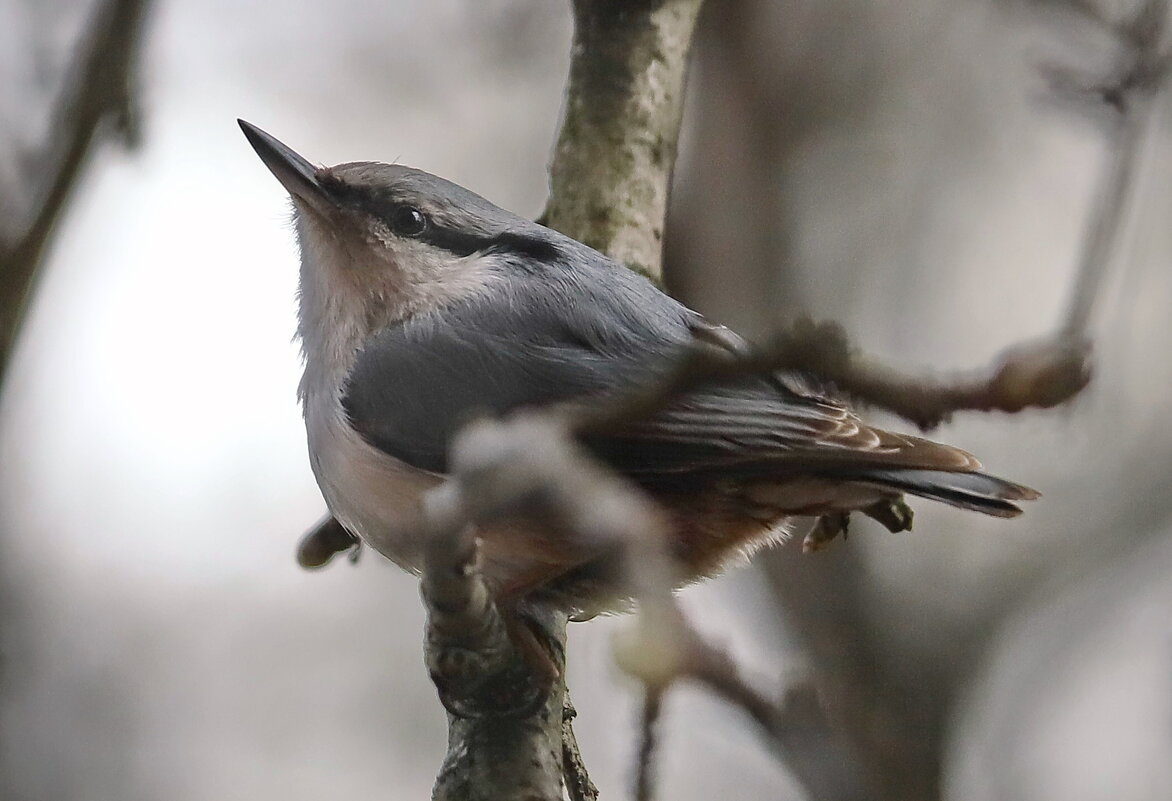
342,259,981,482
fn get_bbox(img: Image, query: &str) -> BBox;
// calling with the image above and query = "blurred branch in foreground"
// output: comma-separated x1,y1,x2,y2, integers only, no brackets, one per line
575,319,1091,435
0,0,153,388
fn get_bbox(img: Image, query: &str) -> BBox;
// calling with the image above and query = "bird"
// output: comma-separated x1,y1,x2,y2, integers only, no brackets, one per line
239,120,1038,616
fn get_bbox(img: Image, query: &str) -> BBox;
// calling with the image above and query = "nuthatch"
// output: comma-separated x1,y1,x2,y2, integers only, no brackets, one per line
240,120,1037,614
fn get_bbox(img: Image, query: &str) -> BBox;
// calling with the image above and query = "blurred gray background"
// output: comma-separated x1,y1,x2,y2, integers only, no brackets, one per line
1,0,1169,799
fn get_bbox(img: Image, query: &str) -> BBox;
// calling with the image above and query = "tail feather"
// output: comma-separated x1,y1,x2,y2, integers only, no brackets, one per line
844,468,1040,518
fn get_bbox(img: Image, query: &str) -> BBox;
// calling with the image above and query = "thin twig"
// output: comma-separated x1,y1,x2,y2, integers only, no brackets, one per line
562,700,600,801
0,0,153,385
1061,0,1169,335
634,687,665,801
575,318,1092,435
685,635,785,735
1062,94,1153,334
613,540,871,801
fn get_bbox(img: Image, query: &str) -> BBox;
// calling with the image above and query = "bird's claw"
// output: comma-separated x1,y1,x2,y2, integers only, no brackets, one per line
803,511,850,553
863,498,915,533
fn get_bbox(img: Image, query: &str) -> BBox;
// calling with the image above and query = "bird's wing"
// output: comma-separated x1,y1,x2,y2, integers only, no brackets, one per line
594,383,981,483
342,263,978,481
341,259,692,472
590,318,982,482
342,316,631,472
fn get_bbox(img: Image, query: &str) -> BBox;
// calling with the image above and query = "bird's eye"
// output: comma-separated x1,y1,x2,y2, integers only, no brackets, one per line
390,206,427,236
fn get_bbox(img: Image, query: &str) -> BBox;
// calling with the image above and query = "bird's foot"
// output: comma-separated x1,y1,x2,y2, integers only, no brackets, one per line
863,498,915,533
296,515,360,569
803,511,850,553
429,601,563,719
505,605,565,688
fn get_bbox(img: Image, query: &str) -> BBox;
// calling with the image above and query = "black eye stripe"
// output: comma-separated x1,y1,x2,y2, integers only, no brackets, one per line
418,224,494,257
417,226,563,262
325,179,560,261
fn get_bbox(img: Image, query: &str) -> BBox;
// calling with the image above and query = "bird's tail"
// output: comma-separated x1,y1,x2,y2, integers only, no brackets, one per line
842,468,1040,518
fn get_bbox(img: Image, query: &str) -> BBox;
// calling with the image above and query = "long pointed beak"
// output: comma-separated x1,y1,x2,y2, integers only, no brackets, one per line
238,120,335,213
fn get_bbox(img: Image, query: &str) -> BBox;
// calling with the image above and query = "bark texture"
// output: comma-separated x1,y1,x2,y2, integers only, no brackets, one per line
543,0,704,281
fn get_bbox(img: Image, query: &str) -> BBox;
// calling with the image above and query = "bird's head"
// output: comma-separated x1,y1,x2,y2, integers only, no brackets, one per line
238,120,548,386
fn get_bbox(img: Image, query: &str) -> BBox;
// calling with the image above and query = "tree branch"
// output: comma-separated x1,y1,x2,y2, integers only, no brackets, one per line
575,318,1092,436
633,686,664,801
542,0,705,282
0,0,153,387
562,699,599,801
1058,0,1169,336
421,478,568,801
